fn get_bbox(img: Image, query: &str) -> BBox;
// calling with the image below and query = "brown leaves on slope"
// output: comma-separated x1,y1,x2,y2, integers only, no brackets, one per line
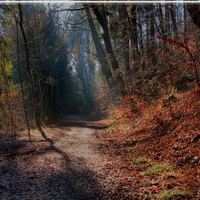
96,90,200,199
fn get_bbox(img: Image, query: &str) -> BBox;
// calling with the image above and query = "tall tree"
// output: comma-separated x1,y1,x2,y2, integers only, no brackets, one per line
90,4,126,96
84,5,113,91
17,4,42,132
187,4,200,28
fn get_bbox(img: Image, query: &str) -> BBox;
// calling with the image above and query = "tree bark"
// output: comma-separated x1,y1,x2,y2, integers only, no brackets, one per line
15,15,31,141
84,5,113,91
118,5,130,76
18,4,44,135
187,4,200,28
169,4,178,38
90,5,126,96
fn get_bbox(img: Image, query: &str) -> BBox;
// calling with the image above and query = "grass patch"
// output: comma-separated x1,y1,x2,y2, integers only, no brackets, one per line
158,189,193,200
141,163,173,175
134,157,151,164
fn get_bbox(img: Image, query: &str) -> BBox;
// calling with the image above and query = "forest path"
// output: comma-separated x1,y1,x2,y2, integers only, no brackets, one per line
0,118,132,200
53,126,111,199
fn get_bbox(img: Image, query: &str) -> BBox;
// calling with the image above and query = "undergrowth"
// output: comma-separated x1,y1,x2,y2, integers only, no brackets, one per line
134,157,151,164
158,189,193,200
97,89,200,199
141,163,173,176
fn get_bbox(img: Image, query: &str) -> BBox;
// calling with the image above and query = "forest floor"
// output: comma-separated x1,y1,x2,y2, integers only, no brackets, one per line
0,90,200,200
0,118,146,200
95,90,200,199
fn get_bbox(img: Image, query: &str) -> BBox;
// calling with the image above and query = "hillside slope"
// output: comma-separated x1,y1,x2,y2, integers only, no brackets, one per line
97,89,200,199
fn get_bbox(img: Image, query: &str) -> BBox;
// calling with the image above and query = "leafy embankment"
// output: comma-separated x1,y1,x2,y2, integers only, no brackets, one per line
96,89,200,199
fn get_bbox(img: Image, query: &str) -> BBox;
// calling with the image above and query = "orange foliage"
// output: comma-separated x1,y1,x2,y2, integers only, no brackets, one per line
97,89,200,198
0,91,19,106
7,92,18,98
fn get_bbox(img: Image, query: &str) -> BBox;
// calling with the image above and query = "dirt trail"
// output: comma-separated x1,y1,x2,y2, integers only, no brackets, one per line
55,127,105,168
51,126,112,200
0,121,132,200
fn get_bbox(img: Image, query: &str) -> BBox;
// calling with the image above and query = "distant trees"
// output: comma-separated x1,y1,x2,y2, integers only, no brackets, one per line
80,3,199,115
0,2,199,134
0,4,72,139
66,7,95,113
14,4,70,128
84,5,113,92
0,9,18,137
86,5,196,81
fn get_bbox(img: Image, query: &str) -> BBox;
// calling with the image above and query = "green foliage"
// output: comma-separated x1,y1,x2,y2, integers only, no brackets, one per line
158,189,193,200
0,37,13,84
134,157,151,164
141,163,173,176
4,61,12,77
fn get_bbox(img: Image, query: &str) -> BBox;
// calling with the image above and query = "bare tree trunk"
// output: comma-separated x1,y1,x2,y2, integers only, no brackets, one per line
169,4,178,38
17,4,46,139
15,16,31,141
90,5,126,96
187,5,200,28
84,5,113,91
130,5,139,65
118,5,132,94
158,4,166,37
118,5,130,74
149,5,156,65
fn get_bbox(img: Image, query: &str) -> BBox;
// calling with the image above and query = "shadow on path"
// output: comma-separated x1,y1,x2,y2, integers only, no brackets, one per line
0,153,105,200
0,127,106,200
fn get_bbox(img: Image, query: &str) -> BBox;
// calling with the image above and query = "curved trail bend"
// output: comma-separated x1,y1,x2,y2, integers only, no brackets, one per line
0,116,134,200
